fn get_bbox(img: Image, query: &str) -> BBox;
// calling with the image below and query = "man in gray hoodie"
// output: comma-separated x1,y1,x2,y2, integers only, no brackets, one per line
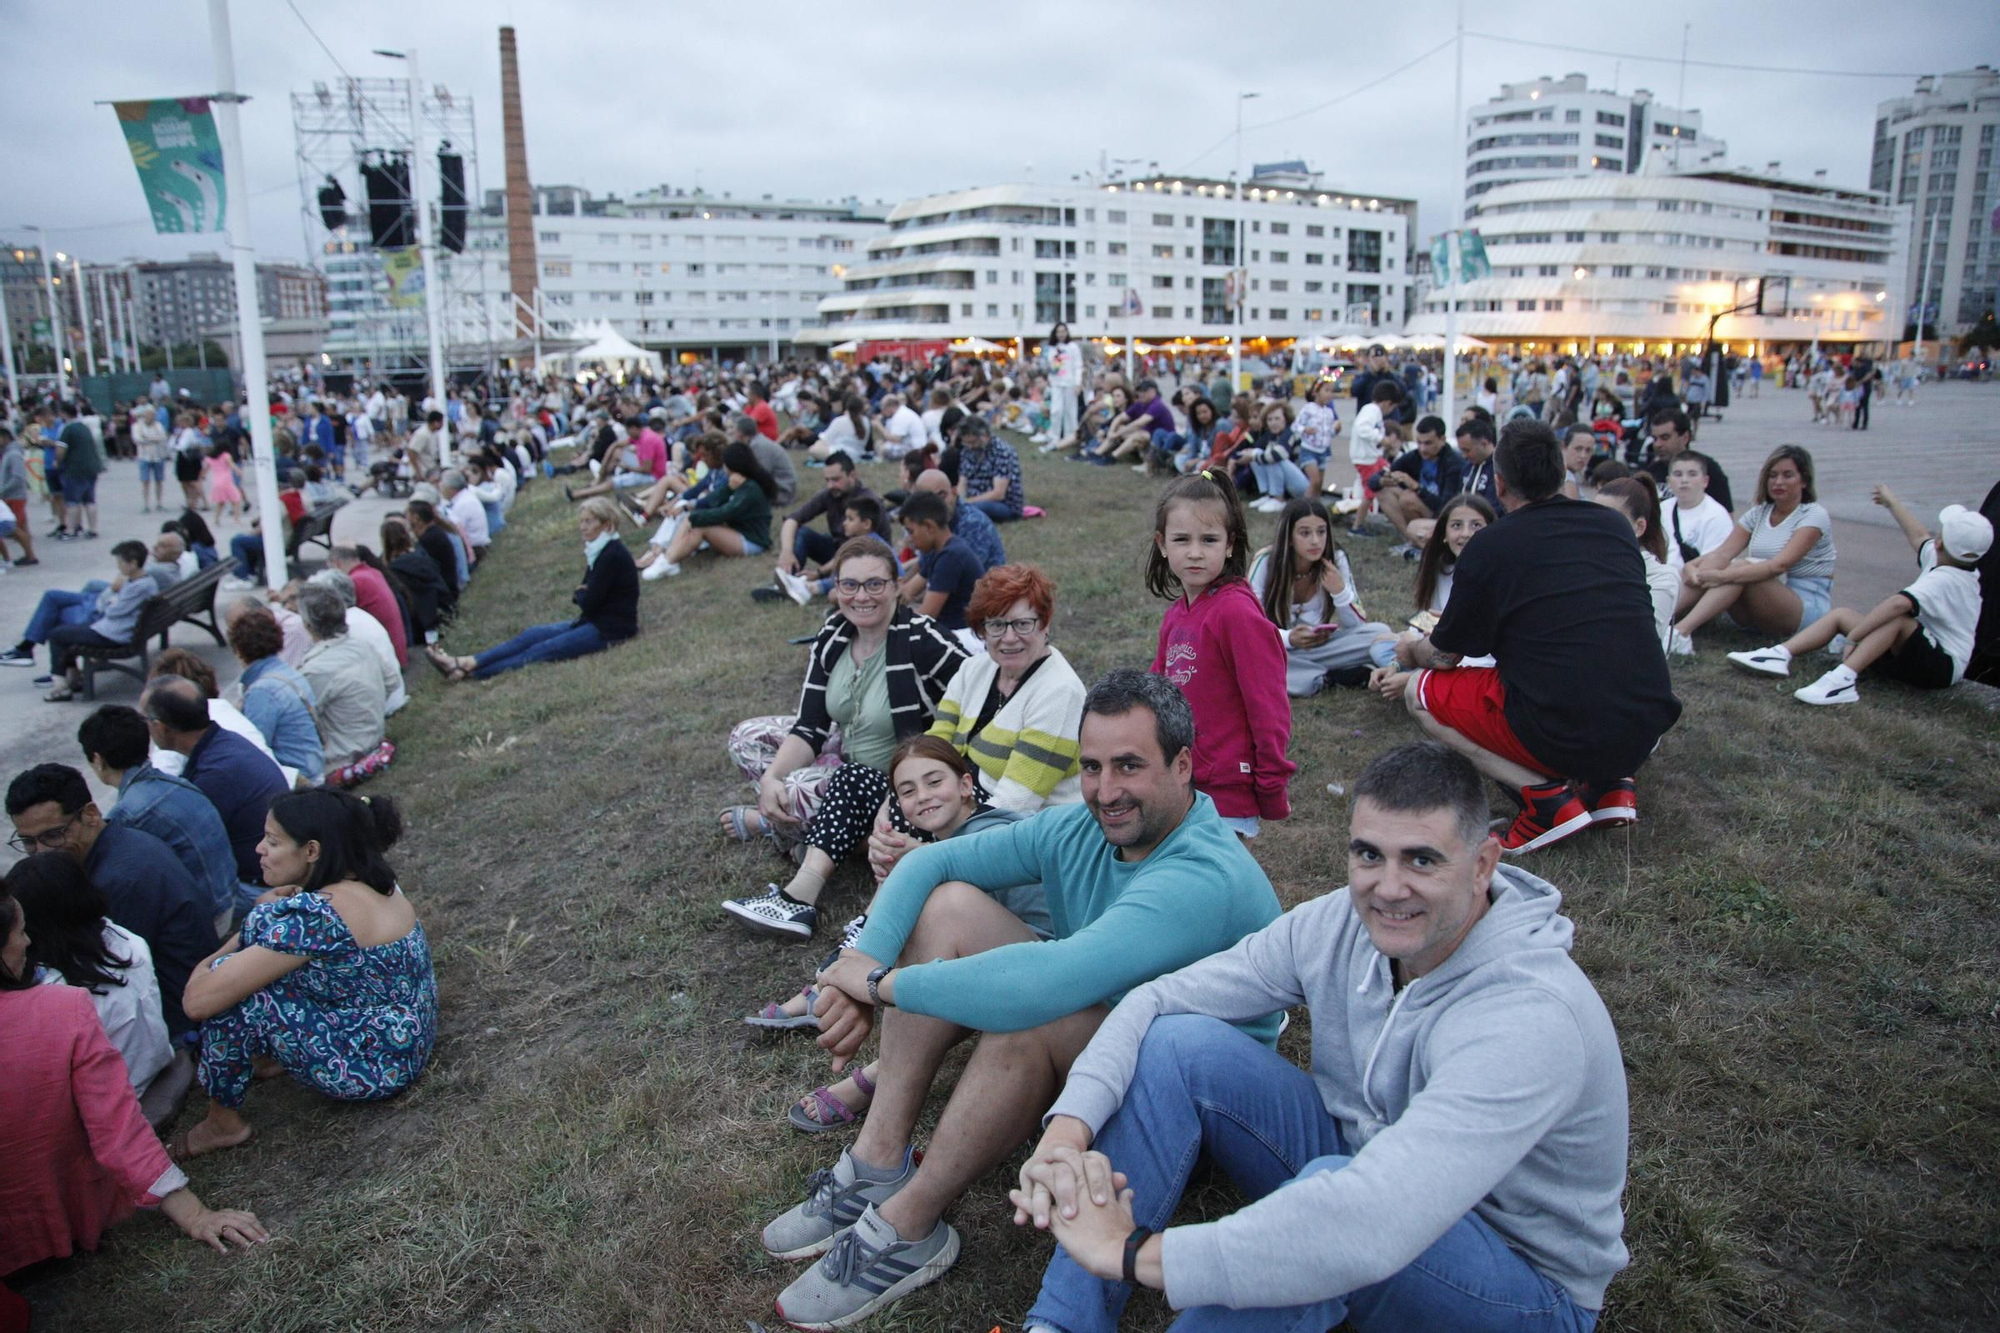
1010,740,1629,1333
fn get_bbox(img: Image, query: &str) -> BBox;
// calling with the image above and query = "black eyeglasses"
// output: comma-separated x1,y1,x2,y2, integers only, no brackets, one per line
7,816,77,854
835,577,893,596
981,617,1042,640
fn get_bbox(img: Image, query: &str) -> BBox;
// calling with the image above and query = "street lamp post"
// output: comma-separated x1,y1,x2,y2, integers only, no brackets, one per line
25,229,68,402
1231,91,1259,393
0,252,18,400
72,256,96,379
1573,266,1591,358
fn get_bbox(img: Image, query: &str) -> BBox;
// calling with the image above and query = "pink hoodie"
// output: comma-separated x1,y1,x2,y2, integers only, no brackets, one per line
1152,577,1295,820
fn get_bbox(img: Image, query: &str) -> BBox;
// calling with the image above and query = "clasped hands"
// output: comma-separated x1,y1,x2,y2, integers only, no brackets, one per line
1008,1132,1148,1286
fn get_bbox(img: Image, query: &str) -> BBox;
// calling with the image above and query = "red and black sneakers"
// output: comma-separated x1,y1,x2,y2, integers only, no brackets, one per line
1499,780,1593,855
1580,777,1638,826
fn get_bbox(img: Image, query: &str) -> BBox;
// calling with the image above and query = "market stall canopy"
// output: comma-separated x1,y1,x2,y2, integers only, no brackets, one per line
949,336,1007,354
830,340,861,356
537,321,664,377
1404,333,1492,353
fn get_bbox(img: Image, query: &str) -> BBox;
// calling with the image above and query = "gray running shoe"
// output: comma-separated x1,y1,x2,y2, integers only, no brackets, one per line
773,1203,959,1330
761,1147,912,1261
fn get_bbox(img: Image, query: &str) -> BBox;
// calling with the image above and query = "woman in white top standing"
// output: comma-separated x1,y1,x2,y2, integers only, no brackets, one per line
1040,322,1084,447
1674,444,1834,648
131,406,170,514
6,853,174,1101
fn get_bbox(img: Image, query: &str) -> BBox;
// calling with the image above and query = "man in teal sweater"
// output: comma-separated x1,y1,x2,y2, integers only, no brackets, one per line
765,669,1283,1330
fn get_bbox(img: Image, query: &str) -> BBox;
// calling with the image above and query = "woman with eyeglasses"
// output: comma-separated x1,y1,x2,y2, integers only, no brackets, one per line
719,536,967,941
746,565,1084,1131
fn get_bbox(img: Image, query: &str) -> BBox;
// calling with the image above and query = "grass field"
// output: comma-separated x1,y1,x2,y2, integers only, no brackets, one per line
22,437,2000,1333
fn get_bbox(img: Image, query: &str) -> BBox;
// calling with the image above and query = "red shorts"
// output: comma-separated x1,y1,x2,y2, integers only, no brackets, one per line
1352,460,1387,512
1416,667,1550,776
4,498,23,527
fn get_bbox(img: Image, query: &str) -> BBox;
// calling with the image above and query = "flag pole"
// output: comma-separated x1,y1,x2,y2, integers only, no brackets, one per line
207,0,288,589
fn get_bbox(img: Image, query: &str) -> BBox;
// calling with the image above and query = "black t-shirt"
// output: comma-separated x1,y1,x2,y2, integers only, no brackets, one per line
1644,454,1733,513
1431,497,1682,782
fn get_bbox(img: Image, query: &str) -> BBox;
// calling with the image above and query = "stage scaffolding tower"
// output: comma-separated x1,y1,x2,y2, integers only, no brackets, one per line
290,75,493,386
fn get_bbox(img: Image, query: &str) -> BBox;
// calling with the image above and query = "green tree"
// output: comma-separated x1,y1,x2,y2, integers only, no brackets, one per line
1959,311,1999,353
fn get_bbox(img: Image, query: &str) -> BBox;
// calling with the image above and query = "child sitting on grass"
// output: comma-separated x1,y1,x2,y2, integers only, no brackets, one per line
1727,486,1991,705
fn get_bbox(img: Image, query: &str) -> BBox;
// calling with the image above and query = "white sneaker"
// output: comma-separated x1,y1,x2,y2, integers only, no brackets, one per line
586,457,601,479
641,559,679,582
1254,496,1286,513
1131,463,1150,473
1726,646,1792,677
1668,632,1695,658
775,566,812,606
1029,431,1050,444
219,574,258,591
1794,670,1859,706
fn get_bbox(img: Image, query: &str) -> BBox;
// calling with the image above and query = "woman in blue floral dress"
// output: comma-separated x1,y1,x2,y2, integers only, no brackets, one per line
171,790,437,1161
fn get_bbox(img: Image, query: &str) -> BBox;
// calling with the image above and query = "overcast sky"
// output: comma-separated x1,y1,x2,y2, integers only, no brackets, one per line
5,0,1989,268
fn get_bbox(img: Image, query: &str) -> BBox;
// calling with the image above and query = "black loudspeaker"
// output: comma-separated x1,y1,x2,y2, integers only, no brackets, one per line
317,177,348,232
362,155,414,250
438,148,466,254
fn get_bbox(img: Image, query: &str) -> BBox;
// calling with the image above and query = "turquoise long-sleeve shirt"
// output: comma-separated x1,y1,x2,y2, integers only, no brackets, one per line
852,795,1283,1037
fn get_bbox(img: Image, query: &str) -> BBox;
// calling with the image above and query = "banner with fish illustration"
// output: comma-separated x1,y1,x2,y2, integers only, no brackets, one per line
113,98,227,234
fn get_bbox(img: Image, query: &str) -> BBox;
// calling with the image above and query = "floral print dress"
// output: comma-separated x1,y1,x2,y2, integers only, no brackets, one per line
198,891,438,1109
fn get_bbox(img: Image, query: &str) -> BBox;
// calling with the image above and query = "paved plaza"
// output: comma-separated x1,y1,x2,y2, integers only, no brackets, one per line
1,377,1994,839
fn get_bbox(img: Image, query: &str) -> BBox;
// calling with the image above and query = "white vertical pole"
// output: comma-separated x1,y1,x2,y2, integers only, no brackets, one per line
73,258,97,379
0,262,18,401
33,230,67,401
207,0,288,589
404,52,452,471
1231,96,1246,391
1441,0,1466,429
96,271,117,373
120,272,141,372
1911,206,1937,368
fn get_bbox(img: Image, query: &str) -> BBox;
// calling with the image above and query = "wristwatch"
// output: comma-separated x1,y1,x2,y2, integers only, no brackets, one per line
866,963,893,1008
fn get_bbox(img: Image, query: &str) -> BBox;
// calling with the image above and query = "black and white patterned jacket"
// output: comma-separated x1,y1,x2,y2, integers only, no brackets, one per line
789,605,966,753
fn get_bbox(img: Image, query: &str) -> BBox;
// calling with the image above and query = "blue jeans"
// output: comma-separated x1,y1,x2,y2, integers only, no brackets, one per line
231,533,264,579
23,586,101,644
471,620,607,678
1249,457,1310,501
972,497,1022,523
793,526,841,567
1025,1016,1595,1333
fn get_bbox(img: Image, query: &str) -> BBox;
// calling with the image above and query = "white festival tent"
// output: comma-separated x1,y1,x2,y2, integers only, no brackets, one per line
538,321,665,378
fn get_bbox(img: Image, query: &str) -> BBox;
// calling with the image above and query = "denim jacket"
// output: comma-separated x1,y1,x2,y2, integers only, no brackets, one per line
240,657,325,783
109,762,240,920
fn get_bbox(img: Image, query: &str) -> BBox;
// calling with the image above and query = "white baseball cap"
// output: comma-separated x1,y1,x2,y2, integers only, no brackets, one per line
1939,504,1994,563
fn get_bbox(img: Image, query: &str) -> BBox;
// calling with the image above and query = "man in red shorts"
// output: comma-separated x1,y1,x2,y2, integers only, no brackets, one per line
1397,418,1681,852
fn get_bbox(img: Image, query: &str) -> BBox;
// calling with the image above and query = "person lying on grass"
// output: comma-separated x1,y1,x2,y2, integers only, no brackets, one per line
745,735,1038,1133
1727,487,1991,706
171,791,437,1163
426,497,638,681
1008,741,1630,1333
757,669,1281,1330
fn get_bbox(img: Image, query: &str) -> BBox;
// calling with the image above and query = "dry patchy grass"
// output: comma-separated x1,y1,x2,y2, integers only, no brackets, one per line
22,439,2000,1333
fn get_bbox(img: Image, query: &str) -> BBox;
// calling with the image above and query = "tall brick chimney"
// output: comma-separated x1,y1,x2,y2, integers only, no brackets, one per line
499,26,537,338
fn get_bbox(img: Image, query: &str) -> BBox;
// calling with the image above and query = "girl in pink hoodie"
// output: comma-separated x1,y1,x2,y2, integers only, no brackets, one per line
1147,470,1296,837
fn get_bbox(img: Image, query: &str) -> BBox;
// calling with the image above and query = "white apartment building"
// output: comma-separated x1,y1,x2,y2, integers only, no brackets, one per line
1870,65,2000,336
1467,74,1726,209
800,166,1413,351
320,183,887,366
1408,166,1907,354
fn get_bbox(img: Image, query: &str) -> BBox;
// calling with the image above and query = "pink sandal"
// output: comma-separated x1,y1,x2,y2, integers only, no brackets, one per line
788,1064,876,1134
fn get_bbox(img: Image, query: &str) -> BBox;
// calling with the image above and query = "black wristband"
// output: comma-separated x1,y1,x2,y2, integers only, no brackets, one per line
1123,1225,1151,1285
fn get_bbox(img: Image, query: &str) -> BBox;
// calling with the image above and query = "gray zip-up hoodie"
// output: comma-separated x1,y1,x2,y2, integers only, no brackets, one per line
1047,863,1629,1313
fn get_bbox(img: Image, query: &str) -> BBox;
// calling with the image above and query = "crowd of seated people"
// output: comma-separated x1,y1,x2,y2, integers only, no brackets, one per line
3,348,1990,1333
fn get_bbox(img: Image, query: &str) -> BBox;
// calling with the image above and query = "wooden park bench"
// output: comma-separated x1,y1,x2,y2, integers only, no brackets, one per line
74,561,231,700
286,502,346,566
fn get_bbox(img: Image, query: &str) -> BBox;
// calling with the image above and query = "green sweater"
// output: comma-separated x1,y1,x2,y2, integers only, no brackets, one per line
689,479,772,549
852,795,1283,1037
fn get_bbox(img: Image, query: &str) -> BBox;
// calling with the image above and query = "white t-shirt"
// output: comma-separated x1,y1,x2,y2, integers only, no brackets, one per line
1902,540,1982,682
882,406,927,459
1642,550,1679,652
346,606,410,715
1349,403,1388,466
36,923,173,1096
1666,494,1734,564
